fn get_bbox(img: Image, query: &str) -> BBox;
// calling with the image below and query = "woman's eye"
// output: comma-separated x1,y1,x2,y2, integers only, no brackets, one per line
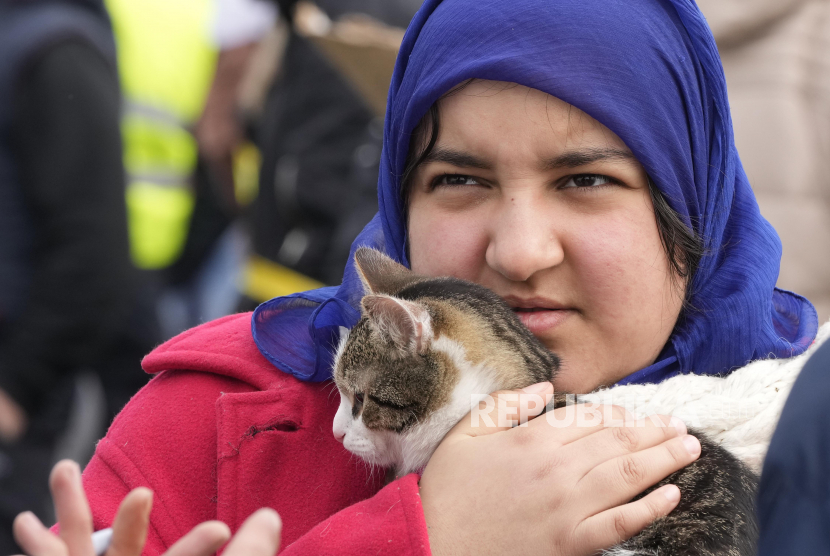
563,174,616,188
433,174,480,187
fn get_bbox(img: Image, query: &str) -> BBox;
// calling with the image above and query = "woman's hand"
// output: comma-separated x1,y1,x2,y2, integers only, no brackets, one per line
419,382,700,556
12,460,282,556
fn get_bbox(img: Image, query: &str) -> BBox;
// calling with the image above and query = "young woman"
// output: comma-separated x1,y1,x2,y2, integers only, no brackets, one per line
17,0,821,554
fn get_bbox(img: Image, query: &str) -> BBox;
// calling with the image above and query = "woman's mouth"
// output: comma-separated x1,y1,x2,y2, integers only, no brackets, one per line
510,305,574,334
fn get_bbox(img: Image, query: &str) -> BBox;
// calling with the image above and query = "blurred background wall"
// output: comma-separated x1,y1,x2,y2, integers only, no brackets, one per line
698,0,830,324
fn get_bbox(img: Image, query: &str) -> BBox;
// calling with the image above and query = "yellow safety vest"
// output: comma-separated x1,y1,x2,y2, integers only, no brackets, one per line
105,0,217,269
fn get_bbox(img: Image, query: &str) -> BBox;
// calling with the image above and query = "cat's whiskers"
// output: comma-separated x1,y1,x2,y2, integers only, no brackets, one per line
325,381,340,403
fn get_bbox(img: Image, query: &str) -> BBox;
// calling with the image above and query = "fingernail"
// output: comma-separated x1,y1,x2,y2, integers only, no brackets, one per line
257,509,282,543
136,487,153,510
521,382,551,394
261,508,282,529
662,485,681,503
18,511,35,524
682,435,700,456
16,511,38,531
669,416,686,436
61,460,80,479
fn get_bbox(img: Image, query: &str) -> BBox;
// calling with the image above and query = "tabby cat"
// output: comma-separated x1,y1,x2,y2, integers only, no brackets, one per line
332,247,757,556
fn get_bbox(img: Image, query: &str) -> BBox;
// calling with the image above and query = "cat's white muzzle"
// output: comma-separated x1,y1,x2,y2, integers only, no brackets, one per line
333,395,400,467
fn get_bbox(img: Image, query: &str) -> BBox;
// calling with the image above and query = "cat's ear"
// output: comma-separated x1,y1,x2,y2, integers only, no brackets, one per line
354,247,420,295
361,295,433,354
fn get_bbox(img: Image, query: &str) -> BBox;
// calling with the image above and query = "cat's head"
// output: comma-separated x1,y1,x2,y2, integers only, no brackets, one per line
332,248,557,474
332,248,448,471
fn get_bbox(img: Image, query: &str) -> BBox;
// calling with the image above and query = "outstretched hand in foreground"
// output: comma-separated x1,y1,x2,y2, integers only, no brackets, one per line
12,460,281,556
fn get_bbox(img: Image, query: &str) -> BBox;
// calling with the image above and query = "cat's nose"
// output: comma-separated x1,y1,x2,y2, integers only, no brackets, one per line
332,419,347,442
333,398,351,442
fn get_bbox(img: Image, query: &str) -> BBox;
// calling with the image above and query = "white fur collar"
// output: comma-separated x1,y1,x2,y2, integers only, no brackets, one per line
581,320,830,474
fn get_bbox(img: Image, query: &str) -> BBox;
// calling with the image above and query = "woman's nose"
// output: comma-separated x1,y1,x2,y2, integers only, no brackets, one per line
485,199,564,282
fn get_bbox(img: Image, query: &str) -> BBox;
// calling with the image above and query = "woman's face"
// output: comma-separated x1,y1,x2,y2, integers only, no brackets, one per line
407,81,684,393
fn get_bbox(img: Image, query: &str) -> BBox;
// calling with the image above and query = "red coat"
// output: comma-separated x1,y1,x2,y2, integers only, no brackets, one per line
80,313,432,555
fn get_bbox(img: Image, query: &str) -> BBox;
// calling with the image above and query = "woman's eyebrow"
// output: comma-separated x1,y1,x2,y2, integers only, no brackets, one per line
422,147,492,169
420,146,636,171
542,148,636,170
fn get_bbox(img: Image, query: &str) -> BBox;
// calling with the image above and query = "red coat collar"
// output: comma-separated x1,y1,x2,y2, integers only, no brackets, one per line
142,313,285,391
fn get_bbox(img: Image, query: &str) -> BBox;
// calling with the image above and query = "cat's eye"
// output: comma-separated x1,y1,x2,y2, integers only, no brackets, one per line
352,392,364,417
368,394,413,411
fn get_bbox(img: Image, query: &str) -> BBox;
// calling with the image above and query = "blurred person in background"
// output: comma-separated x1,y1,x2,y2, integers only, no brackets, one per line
0,0,156,550
106,0,277,339
238,0,423,306
698,0,830,323
757,332,830,554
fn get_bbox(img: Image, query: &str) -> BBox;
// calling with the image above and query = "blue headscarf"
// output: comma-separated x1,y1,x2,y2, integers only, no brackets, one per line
253,0,818,385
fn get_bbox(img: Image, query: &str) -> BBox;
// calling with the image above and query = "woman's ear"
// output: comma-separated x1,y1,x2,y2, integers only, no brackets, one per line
354,247,421,295
361,295,433,354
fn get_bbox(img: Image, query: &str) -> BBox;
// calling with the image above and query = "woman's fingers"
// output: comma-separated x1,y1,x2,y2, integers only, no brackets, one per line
163,521,231,556
223,509,282,556
450,382,554,439
13,511,68,556
563,414,686,470
162,509,281,556
528,402,636,446
421,384,700,556
14,459,279,556
577,483,681,550
580,434,700,515
50,460,95,556
106,488,153,556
